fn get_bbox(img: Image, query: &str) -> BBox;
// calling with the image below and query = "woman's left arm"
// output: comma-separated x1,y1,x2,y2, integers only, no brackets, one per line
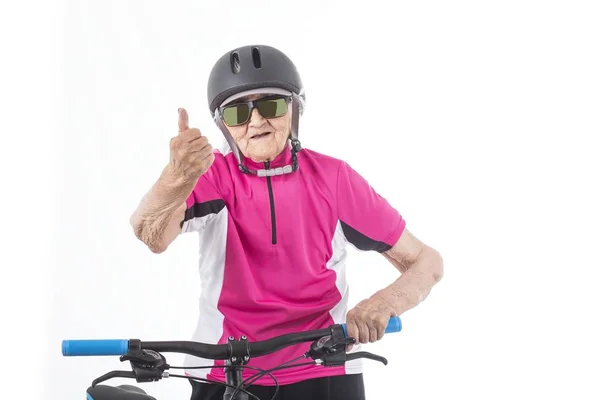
380,228,444,313
345,229,444,344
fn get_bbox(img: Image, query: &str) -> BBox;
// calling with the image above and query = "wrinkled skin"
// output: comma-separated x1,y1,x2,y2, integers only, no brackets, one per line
131,99,445,352
224,93,292,162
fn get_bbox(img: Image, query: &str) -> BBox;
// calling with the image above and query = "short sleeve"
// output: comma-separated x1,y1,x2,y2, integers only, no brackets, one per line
336,161,406,252
180,164,226,234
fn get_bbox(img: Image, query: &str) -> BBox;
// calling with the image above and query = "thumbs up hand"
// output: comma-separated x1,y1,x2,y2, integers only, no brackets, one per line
169,108,215,181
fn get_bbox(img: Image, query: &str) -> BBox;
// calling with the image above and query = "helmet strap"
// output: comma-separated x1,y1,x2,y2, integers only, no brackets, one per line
215,92,303,177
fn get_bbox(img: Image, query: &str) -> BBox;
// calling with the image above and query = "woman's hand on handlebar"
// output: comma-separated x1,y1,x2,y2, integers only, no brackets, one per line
344,293,398,350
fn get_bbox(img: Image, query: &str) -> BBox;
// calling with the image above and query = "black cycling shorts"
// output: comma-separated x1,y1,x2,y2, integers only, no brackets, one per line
189,373,366,400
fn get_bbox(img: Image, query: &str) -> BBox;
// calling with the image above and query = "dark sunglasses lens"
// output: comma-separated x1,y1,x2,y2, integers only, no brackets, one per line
257,98,288,118
222,104,250,126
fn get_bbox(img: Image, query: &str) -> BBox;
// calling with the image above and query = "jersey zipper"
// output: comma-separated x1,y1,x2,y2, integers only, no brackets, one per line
265,161,277,244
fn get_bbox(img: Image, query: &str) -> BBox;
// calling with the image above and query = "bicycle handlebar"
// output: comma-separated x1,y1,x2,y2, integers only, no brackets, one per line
62,316,402,358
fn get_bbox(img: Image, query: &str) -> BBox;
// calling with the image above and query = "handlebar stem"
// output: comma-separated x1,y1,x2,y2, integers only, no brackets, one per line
227,335,251,364
223,336,250,400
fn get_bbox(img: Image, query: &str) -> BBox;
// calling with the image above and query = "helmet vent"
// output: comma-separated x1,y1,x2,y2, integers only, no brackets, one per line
230,51,241,74
251,47,262,69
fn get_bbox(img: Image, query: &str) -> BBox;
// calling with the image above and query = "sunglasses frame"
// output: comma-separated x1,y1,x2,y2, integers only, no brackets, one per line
219,95,292,127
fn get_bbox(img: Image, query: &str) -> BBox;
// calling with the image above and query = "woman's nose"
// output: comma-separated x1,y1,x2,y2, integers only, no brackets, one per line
248,107,266,127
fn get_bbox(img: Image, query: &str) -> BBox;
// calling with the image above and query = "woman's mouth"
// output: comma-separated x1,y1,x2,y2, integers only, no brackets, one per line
251,132,272,140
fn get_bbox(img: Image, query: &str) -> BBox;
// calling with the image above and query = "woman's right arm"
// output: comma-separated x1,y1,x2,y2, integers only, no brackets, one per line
130,108,215,253
130,165,197,253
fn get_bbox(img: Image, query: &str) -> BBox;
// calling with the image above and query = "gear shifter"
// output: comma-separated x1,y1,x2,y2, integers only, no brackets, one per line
306,324,389,367
90,349,168,387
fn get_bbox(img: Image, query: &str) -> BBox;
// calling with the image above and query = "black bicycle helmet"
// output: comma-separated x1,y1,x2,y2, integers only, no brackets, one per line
207,45,305,115
207,45,305,177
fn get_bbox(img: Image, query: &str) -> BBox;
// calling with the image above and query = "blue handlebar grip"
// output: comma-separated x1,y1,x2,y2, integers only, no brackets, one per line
385,316,402,333
341,316,402,337
62,339,129,356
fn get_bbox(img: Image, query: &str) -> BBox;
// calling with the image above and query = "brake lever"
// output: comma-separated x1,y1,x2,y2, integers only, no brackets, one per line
347,351,388,365
92,370,136,387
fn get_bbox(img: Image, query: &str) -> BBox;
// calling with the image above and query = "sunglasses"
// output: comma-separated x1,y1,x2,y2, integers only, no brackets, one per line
220,96,291,127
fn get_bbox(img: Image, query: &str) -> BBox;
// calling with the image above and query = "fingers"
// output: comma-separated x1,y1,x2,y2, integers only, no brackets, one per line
364,315,389,342
187,136,211,152
356,320,371,344
179,127,203,141
173,128,203,149
375,315,389,340
203,152,215,166
369,326,379,342
345,314,370,348
191,152,215,176
172,140,212,163
184,128,204,142
347,309,372,343
191,144,214,162
170,129,212,155
346,307,393,347
345,320,359,352
178,108,189,132
355,321,384,344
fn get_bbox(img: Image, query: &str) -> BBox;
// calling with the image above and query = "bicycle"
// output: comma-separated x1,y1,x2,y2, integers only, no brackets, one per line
62,316,402,400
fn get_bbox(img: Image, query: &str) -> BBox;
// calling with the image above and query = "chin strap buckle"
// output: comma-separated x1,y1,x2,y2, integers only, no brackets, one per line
237,138,301,177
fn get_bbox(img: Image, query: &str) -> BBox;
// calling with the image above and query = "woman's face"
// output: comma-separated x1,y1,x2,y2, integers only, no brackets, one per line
224,94,291,162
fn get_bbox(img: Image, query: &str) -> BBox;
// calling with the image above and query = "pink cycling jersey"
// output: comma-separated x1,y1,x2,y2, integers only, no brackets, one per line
180,145,406,386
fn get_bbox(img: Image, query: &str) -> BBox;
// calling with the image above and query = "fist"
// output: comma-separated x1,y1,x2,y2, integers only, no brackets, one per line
169,108,215,180
344,294,397,350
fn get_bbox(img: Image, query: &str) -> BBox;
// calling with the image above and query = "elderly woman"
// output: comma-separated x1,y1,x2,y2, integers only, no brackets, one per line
130,44,443,400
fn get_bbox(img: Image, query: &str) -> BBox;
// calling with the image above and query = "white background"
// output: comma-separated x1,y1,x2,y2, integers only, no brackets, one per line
1,0,599,399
